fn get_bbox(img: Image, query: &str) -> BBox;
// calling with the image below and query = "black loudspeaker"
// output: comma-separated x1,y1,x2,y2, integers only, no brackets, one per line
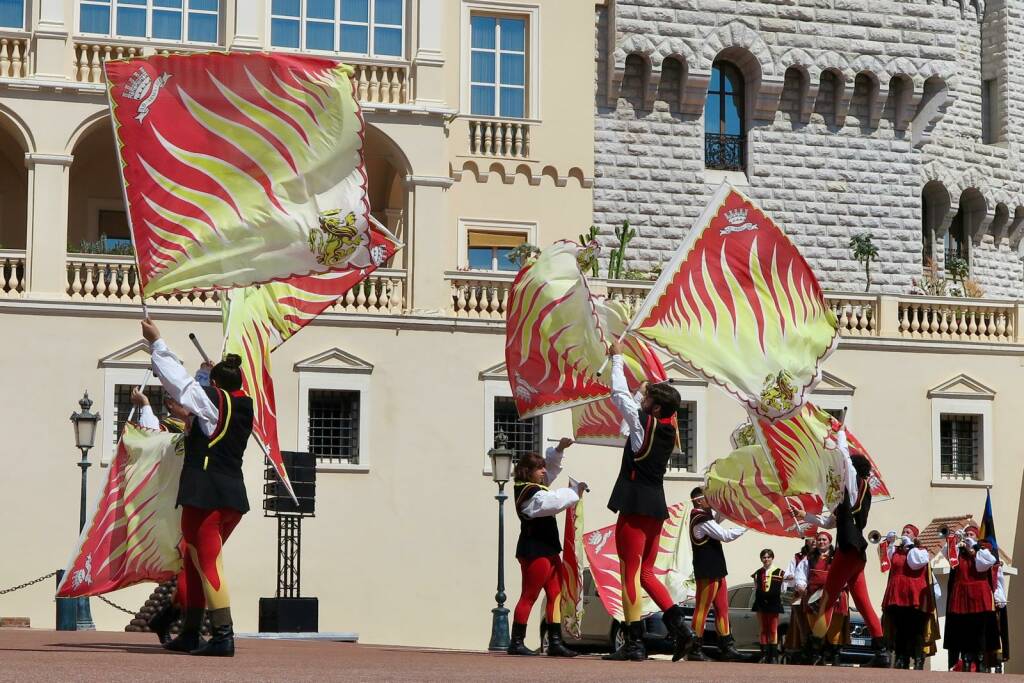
264,451,316,516
259,597,318,632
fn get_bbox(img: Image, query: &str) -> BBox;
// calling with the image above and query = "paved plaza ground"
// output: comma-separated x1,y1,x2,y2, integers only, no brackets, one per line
0,629,1015,682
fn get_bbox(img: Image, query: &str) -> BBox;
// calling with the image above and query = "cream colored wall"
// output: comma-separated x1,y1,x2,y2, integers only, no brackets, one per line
2,312,1023,659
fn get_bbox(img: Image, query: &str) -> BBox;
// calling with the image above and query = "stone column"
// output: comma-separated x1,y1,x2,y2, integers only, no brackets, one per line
413,0,445,106
34,0,70,81
404,175,452,314
24,153,73,298
230,0,264,51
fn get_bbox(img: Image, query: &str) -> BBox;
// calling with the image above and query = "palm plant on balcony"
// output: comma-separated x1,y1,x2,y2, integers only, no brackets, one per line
607,220,636,280
849,233,878,292
578,226,600,277
507,243,540,268
69,236,135,257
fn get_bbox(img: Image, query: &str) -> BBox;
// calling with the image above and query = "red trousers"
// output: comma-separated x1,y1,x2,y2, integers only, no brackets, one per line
692,577,730,636
812,547,883,638
177,505,242,610
617,514,676,623
513,555,562,626
758,612,780,644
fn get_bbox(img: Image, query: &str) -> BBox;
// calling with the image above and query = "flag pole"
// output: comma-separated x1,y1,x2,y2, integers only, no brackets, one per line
124,369,153,426
189,333,211,364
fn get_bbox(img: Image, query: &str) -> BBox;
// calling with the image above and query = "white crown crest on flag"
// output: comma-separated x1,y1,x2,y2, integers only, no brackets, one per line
123,68,152,101
720,206,759,235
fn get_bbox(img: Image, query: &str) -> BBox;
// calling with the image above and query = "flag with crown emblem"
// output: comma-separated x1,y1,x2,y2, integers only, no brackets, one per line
628,183,839,421
105,52,372,296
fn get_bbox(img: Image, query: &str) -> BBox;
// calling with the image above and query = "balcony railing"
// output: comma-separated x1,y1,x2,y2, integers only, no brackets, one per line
0,249,25,297
63,254,407,314
468,118,531,158
444,272,1022,345
445,271,513,319
0,35,28,78
705,133,745,172
71,41,411,105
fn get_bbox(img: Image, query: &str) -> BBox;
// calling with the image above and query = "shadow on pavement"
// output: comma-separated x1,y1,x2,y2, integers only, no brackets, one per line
47,641,171,656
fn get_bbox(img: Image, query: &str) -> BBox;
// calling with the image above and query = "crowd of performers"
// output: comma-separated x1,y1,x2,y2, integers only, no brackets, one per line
506,345,1010,670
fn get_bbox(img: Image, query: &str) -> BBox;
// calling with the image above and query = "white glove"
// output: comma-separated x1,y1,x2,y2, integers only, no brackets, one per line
901,535,913,547
997,601,1007,609
886,531,897,541
803,512,817,524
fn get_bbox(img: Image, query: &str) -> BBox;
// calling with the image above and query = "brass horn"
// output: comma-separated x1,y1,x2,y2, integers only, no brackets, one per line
868,529,882,544
939,525,950,538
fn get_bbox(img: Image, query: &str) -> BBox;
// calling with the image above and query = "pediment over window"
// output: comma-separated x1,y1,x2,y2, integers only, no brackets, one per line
479,361,508,381
662,359,709,387
294,348,373,375
812,371,856,396
927,373,996,400
97,340,152,369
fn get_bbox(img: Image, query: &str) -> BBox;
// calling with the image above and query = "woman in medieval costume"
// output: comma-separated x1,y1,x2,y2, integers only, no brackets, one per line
944,525,1000,672
794,530,849,664
506,438,585,657
142,318,254,657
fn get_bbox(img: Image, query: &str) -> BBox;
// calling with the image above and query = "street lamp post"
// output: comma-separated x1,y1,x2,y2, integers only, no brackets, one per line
487,431,515,652
70,391,100,631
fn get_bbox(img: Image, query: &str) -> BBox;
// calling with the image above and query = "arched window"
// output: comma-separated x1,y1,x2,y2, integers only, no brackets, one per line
705,61,745,171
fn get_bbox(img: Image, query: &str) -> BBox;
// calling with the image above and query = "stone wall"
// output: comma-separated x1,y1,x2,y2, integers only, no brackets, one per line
594,0,1024,298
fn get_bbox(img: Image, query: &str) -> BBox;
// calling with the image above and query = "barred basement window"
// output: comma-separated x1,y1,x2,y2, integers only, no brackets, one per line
114,383,167,445
940,413,981,480
668,401,697,472
493,396,541,464
308,389,361,465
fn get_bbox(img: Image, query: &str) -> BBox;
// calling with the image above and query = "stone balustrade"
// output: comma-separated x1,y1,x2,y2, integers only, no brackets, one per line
327,269,406,314
896,297,1016,344
71,43,411,106
349,61,410,104
0,249,25,297
445,271,512,319
0,36,28,78
64,254,406,314
467,118,531,158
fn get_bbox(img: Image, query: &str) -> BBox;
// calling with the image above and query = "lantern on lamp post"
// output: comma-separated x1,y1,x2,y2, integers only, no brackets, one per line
487,431,515,651
69,391,100,631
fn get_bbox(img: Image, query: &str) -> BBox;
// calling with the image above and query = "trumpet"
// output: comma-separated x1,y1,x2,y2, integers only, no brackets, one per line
940,527,964,541
868,530,882,544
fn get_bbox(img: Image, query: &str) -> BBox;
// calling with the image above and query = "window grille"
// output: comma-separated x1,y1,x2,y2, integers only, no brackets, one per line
704,61,745,171
493,396,540,463
308,389,361,464
940,413,981,480
114,383,167,444
667,401,697,472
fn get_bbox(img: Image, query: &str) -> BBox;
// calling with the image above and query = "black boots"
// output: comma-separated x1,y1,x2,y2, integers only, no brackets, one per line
717,633,743,662
802,634,825,665
758,644,767,663
506,622,536,656
686,635,710,661
913,654,925,670
544,622,578,657
661,605,694,663
164,608,204,653
603,621,645,661
190,608,234,657
759,643,778,663
147,603,180,645
865,637,891,668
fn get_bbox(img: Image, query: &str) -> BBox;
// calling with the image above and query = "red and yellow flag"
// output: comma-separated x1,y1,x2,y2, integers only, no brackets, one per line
57,425,184,597
222,226,401,499
505,241,609,418
571,298,668,446
106,52,369,296
704,444,825,538
559,499,586,639
630,183,838,421
584,502,691,621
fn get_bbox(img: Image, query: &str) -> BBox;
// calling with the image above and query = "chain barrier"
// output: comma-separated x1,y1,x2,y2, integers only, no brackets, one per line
97,595,137,616
0,570,58,595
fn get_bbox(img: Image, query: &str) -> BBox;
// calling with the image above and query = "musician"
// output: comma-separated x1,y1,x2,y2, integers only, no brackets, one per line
881,524,938,670
944,525,1000,672
793,531,849,664
751,549,785,663
802,429,888,667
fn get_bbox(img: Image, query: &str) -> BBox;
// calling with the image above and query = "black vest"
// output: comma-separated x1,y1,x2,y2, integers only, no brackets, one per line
835,478,870,557
177,386,254,514
751,567,785,613
514,482,562,559
606,410,676,520
689,508,728,579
